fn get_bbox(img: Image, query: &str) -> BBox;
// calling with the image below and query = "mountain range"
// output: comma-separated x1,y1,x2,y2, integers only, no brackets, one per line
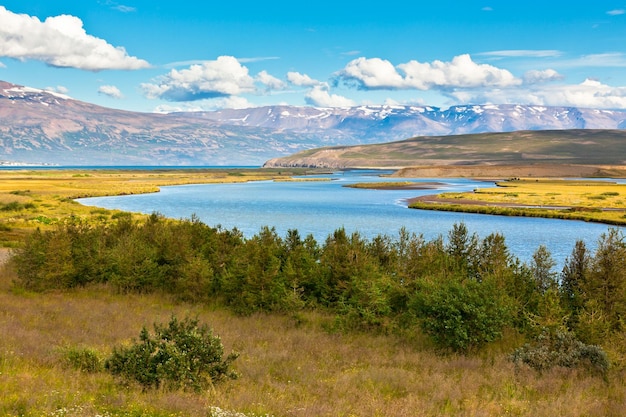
1,80,626,166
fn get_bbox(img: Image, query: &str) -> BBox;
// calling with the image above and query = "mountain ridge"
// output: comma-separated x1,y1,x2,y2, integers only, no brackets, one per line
1,80,626,166
262,129,626,170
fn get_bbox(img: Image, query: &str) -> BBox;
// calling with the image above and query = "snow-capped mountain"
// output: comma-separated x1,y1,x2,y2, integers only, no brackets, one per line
1,80,626,166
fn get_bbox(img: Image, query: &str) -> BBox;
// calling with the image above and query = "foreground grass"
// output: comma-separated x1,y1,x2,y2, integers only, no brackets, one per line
0,264,624,417
0,168,321,247
410,178,626,225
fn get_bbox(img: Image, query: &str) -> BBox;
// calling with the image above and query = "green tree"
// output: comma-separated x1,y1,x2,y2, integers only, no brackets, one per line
530,245,557,293
576,229,626,343
560,240,590,325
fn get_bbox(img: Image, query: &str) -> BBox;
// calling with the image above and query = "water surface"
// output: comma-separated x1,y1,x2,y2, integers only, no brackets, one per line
78,170,620,268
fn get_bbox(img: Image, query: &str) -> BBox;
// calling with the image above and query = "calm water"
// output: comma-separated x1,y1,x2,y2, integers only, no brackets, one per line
78,170,620,269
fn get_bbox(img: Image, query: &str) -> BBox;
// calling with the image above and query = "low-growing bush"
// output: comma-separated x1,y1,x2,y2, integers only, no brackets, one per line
510,329,609,376
61,346,104,373
105,316,239,392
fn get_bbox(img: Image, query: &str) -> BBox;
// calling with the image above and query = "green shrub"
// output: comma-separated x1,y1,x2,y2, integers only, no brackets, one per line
510,329,609,376
411,278,512,352
61,346,103,373
105,316,239,392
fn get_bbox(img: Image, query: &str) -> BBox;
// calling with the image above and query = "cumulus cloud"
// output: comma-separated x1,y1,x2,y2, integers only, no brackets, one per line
305,85,355,107
0,6,149,71
256,70,286,90
446,79,626,109
523,69,564,84
287,71,323,87
338,57,406,89
337,54,521,91
141,56,256,101
98,85,123,99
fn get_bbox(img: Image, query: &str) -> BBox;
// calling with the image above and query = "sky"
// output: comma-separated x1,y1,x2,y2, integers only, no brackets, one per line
1,1,626,113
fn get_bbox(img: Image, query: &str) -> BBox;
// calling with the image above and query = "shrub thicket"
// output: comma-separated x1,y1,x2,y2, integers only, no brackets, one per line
10,214,623,366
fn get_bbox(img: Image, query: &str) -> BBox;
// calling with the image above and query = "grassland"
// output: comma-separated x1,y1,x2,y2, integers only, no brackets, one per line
1,262,625,417
0,167,320,247
1,168,626,416
409,178,626,225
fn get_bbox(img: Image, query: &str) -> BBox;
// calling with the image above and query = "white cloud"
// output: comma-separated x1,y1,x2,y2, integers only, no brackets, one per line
141,56,256,101
256,70,286,90
98,85,123,99
446,79,626,109
305,85,355,107
0,61,5,68
153,96,254,113
0,6,149,71
45,85,69,94
555,53,626,68
607,9,625,16
523,69,564,84
237,56,280,63
287,71,323,87
337,54,521,90
401,54,521,89
479,50,562,58
339,57,406,89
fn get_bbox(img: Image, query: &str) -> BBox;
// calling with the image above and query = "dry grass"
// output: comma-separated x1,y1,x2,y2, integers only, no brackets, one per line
413,179,626,225
0,168,318,247
0,263,624,417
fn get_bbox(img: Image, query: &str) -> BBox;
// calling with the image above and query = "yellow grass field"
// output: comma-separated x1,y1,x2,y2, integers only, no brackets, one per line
410,179,626,225
0,168,318,247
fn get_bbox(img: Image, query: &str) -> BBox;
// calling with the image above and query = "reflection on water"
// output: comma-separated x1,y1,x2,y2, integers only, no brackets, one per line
78,170,621,268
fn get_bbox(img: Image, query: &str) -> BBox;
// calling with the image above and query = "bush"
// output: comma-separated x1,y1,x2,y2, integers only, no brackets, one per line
411,278,512,352
510,329,609,376
105,316,239,392
61,346,103,373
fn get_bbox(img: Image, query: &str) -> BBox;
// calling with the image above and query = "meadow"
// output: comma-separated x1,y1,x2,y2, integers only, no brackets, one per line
0,169,625,417
1,263,624,417
408,178,626,225
0,168,316,247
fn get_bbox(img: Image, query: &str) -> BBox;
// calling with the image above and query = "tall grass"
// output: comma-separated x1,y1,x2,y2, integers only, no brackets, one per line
0,263,623,417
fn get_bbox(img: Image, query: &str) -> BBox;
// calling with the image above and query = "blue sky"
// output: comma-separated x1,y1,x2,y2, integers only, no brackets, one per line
1,1,626,113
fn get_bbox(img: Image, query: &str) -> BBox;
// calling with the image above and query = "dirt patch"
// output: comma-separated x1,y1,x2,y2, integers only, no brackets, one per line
0,248,11,266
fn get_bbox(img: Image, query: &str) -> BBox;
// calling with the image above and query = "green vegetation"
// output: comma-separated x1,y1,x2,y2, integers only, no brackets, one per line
9,217,626,358
2,216,626,415
1,170,626,416
106,316,239,392
0,168,322,247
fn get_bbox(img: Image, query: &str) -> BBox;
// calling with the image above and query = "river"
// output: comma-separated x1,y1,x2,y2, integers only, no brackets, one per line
77,170,621,269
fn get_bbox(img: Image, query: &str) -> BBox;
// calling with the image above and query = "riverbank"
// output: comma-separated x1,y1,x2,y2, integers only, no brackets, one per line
408,178,626,226
392,164,626,179
0,167,324,247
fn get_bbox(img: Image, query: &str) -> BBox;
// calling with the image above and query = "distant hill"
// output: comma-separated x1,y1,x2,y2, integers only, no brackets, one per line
263,129,626,174
2,80,626,166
